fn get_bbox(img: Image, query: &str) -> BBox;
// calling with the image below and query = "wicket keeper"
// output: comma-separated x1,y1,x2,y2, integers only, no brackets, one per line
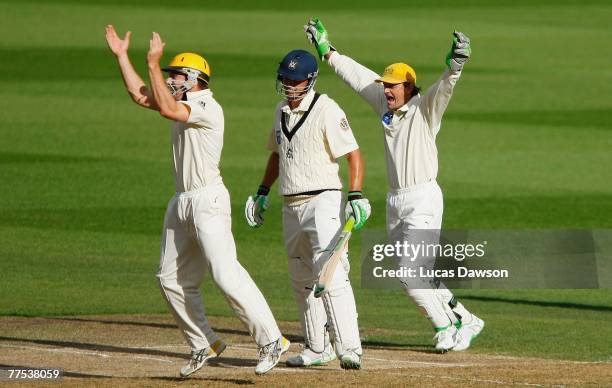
305,18,484,352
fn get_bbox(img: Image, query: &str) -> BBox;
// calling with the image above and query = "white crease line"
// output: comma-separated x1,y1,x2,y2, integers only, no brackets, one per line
130,344,187,350
211,363,315,373
0,344,175,364
229,345,476,368
364,357,478,368
479,354,611,365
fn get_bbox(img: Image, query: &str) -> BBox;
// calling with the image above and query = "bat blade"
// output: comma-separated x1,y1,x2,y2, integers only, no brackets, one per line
314,218,355,298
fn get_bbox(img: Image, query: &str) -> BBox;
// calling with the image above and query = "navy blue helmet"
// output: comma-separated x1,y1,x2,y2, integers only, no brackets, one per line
276,49,319,101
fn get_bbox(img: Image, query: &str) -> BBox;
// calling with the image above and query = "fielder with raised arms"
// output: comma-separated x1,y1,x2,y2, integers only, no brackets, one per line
105,25,289,377
245,49,370,369
304,18,484,352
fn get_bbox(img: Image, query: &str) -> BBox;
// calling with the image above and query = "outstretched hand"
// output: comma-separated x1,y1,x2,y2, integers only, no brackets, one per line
445,30,471,72
105,25,131,57
147,32,165,64
304,17,335,60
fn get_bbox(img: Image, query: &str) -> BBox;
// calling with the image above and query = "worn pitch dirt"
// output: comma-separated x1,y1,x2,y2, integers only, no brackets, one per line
0,315,610,387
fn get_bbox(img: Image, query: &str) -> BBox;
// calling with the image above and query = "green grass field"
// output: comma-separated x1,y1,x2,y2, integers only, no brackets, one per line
1,0,611,363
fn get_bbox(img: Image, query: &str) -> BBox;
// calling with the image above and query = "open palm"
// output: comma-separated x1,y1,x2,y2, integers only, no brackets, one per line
105,25,130,57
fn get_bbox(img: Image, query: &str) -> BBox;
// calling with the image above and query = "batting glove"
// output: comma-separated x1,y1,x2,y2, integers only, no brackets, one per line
445,31,471,72
245,185,270,228
345,191,371,231
304,17,336,60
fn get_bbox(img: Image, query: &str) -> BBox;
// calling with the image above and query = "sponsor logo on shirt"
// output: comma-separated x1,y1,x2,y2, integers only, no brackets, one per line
382,111,393,125
340,117,349,130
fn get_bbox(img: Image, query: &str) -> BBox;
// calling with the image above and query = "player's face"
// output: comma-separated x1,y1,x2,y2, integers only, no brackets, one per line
166,73,188,100
383,82,414,110
282,78,309,102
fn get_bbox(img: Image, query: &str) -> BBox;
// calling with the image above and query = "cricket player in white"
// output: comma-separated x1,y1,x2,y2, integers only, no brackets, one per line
305,18,485,352
105,25,289,376
245,49,370,369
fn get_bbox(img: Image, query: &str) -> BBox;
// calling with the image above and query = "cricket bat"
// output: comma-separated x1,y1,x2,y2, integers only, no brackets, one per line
314,217,355,298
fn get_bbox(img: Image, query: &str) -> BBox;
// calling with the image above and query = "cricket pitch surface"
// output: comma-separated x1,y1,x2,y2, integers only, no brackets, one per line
1,315,610,387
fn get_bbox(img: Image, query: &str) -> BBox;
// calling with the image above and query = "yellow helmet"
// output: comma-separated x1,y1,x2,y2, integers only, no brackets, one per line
375,63,417,85
163,52,211,84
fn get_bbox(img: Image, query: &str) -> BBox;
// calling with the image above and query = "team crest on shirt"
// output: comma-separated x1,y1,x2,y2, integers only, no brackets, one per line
340,117,349,130
198,101,206,109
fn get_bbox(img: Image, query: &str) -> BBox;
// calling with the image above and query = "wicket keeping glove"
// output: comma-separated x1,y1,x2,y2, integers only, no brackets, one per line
345,191,371,231
304,17,336,60
245,185,270,228
445,31,471,72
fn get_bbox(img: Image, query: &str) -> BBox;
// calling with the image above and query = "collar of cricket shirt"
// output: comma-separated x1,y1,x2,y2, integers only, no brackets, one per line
395,93,421,116
281,89,317,114
185,89,212,100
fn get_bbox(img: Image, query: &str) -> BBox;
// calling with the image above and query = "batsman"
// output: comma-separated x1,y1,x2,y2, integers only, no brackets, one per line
245,49,370,369
305,18,484,352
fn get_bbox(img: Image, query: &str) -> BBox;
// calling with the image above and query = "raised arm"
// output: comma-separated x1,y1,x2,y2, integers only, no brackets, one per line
105,25,158,110
305,18,387,116
420,31,471,135
146,32,191,122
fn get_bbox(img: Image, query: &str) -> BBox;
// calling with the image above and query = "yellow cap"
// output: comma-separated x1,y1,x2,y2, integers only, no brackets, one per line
375,63,417,85
163,52,211,83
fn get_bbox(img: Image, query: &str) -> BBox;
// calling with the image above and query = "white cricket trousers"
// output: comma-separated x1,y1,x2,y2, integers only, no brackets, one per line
157,183,281,351
282,190,362,357
387,180,471,329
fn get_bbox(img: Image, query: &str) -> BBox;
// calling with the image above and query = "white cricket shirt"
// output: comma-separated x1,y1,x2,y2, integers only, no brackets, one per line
327,52,461,190
172,89,224,192
266,89,359,196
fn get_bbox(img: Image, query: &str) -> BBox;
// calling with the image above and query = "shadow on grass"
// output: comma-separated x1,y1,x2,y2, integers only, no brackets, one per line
460,295,612,312
0,336,185,359
0,337,302,370
47,316,305,343
361,340,431,353
42,317,436,352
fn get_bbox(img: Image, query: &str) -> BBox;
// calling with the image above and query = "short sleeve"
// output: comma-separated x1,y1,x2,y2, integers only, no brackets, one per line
179,99,219,127
323,103,359,159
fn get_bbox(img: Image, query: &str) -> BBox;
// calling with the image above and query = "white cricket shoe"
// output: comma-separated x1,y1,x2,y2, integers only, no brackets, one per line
180,348,214,377
340,350,361,370
255,336,290,375
434,325,458,352
453,315,485,351
180,339,226,378
286,342,336,367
